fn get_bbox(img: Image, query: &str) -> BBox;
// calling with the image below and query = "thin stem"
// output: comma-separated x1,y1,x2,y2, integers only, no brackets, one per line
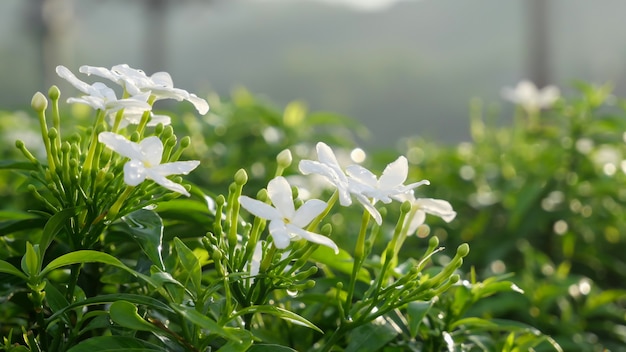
343,210,370,317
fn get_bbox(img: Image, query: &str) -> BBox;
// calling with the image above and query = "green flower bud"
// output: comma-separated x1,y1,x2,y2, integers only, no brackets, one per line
321,223,332,236
256,188,268,202
31,92,48,111
234,169,248,185
48,85,60,100
456,243,470,257
401,200,412,213
180,136,191,148
216,194,226,206
48,128,58,140
276,149,292,168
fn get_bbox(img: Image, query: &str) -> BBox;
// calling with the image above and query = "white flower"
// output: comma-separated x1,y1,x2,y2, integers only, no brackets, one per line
98,132,199,196
108,111,172,129
239,176,339,253
346,156,429,204
249,241,264,279
80,64,209,115
56,65,152,114
501,80,560,112
396,192,456,235
299,142,352,206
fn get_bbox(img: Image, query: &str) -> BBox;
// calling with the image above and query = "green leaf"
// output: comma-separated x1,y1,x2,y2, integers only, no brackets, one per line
345,316,400,352
20,242,40,277
215,329,255,352
39,207,75,254
248,345,298,352
173,237,202,296
47,293,175,323
406,300,435,337
171,304,241,342
39,250,126,278
109,300,159,333
0,259,27,280
117,209,165,270
66,336,166,352
310,245,370,283
0,160,38,171
0,217,47,237
231,305,322,333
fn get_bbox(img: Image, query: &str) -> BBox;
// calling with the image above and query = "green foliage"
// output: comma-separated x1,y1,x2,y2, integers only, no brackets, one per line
0,70,565,352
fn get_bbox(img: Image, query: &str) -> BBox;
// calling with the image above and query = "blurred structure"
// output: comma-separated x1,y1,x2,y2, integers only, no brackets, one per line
4,0,626,146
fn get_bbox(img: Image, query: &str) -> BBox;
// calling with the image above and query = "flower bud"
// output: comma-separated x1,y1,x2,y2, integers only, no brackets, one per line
276,149,293,168
48,85,60,101
234,168,248,185
456,243,470,257
180,136,191,149
31,92,48,112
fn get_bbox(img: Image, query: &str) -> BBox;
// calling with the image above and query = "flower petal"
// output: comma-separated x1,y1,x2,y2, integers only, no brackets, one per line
346,164,377,188
299,160,352,206
415,198,457,222
147,171,190,196
291,199,327,228
405,210,426,235
378,156,408,189
152,161,200,177
269,220,291,249
239,196,281,221
267,176,295,220
123,160,147,186
138,136,164,166
354,193,382,225
56,65,92,94
287,224,339,254
188,93,210,115
98,132,144,161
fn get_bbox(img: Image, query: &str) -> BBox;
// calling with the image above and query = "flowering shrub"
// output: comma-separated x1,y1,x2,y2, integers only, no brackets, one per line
0,66,560,351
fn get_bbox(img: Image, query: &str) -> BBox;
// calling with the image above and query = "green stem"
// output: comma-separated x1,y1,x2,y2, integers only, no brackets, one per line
344,210,370,317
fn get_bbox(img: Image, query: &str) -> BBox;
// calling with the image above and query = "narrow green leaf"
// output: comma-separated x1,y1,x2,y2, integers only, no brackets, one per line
0,259,27,280
117,209,165,269
231,305,322,333
171,304,241,342
40,207,75,254
0,217,47,237
21,242,41,277
0,160,38,171
66,336,166,352
345,316,400,352
39,250,126,278
109,300,159,333
173,237,202,295
47,293,175,323
215,329,255,352
407,300,435,337
248,345,298,352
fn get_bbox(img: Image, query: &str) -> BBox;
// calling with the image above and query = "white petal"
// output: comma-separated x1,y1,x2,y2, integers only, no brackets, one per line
405,210,426,235
379,156,408,189
269,221,291,249
249,241,263,278
147,113,172,126
355,193,382,225
56,65,92,94
139,136,164,166
267,177,295,220
291,199,327,228
287,224,339,254
147,171,190,196
123,160,147,186
346,164,377,188
79,65,121,84
150,71,174,88
188,93,210,115
415,198,457,222
239,196,281,221
316,142,340,168
152,161,200,177
98,132,144,161
300,161,353,206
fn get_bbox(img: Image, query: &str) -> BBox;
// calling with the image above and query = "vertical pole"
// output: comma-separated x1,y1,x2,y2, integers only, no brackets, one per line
527,0,550,87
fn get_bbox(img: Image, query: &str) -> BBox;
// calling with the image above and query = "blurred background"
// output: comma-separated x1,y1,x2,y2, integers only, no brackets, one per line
3,0,626,147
